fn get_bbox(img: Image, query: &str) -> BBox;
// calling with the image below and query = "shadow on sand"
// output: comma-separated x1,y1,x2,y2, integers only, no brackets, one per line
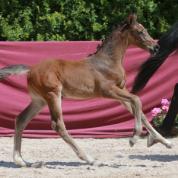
0,161,20,168
0,160,127,169
0,160,88,168
129,154,178,162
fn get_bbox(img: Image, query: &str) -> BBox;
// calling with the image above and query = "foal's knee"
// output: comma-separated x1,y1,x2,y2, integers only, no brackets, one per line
131,95,142,109
51,121,58,131
51,121,67,134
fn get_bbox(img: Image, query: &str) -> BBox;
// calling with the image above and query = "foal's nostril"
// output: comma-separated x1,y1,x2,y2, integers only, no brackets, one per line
154,44,160,52
149,44,159,55
151,44,159,55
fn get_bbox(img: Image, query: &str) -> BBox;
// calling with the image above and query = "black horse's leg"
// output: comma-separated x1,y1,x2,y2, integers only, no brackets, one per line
161,83,178,134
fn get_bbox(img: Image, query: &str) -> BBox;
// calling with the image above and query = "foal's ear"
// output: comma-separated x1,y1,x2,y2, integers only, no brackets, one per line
127,14,137,26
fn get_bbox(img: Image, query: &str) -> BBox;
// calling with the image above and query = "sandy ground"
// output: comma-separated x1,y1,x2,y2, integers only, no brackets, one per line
0,136,178,178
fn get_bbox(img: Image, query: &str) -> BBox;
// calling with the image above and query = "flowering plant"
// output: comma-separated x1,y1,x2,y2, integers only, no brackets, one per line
151,98,178,129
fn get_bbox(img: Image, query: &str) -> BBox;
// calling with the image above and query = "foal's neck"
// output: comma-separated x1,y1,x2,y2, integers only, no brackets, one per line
92,31,129,66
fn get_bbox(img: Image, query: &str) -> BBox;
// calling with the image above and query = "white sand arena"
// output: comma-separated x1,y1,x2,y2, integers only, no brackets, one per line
0,137,178,178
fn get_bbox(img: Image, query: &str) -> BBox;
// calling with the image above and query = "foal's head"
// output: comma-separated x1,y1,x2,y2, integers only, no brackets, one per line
121,14,159,55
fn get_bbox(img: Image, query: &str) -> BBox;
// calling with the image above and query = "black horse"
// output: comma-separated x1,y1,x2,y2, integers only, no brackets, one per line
132,21,178,135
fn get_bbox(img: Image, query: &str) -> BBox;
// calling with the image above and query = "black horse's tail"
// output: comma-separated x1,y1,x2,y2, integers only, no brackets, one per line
0,64,30,80
132,21,178,93
131,50,172,93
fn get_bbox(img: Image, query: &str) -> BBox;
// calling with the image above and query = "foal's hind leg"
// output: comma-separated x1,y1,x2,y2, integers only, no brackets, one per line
46,90,94,165
13,98,45,167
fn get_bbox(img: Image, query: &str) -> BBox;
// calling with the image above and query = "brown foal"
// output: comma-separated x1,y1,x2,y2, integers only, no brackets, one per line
0,14,172,167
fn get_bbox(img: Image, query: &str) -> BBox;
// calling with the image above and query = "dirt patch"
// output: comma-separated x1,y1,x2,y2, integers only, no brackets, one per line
0,137,178,178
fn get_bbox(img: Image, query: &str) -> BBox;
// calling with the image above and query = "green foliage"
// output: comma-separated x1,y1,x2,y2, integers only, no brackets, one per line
152,114,166,128
0,0,178,41
152,114,178,131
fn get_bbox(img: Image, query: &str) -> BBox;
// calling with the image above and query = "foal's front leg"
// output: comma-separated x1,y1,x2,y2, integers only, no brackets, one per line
46,91,95,165
141,113,172,148
102,85,143,145
120,93,172,148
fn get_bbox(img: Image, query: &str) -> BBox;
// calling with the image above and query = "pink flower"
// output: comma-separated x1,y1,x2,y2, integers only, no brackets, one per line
162,105,169,112
161,98,170,106
151,107,162,117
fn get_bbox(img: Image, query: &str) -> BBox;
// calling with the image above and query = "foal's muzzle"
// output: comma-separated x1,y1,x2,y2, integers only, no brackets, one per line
149,44,159,56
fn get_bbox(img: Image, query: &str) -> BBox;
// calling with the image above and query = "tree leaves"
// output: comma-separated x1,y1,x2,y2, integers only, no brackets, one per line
0,0,177,41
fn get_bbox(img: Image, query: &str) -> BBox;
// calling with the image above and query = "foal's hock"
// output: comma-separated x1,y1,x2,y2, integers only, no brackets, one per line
0,14,171,167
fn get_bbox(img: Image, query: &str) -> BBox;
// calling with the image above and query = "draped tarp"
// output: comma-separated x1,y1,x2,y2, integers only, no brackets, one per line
0,42,177,138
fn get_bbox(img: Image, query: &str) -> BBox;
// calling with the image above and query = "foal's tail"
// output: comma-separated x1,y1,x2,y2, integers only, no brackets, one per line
0,64,30,80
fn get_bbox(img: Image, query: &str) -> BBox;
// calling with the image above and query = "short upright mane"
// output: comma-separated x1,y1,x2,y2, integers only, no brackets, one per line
88,21,128,56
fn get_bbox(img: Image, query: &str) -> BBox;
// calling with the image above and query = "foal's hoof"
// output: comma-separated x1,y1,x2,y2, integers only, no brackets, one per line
147,134,173,149
14,156,30,167
85,155,95,165
14,161,29,167
129,136,138,147
30,161,45,168
147,134,158,147
92,160,106,167
164,140,173,149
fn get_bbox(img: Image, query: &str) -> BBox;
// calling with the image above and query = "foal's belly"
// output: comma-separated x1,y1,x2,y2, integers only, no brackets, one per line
61,83,98,100
62,93,95,100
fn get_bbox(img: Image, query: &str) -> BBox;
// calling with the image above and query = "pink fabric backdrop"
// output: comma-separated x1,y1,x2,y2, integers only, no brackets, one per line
0,42,177,138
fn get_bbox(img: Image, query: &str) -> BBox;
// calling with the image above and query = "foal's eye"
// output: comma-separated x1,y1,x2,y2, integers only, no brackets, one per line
138,31,143,35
